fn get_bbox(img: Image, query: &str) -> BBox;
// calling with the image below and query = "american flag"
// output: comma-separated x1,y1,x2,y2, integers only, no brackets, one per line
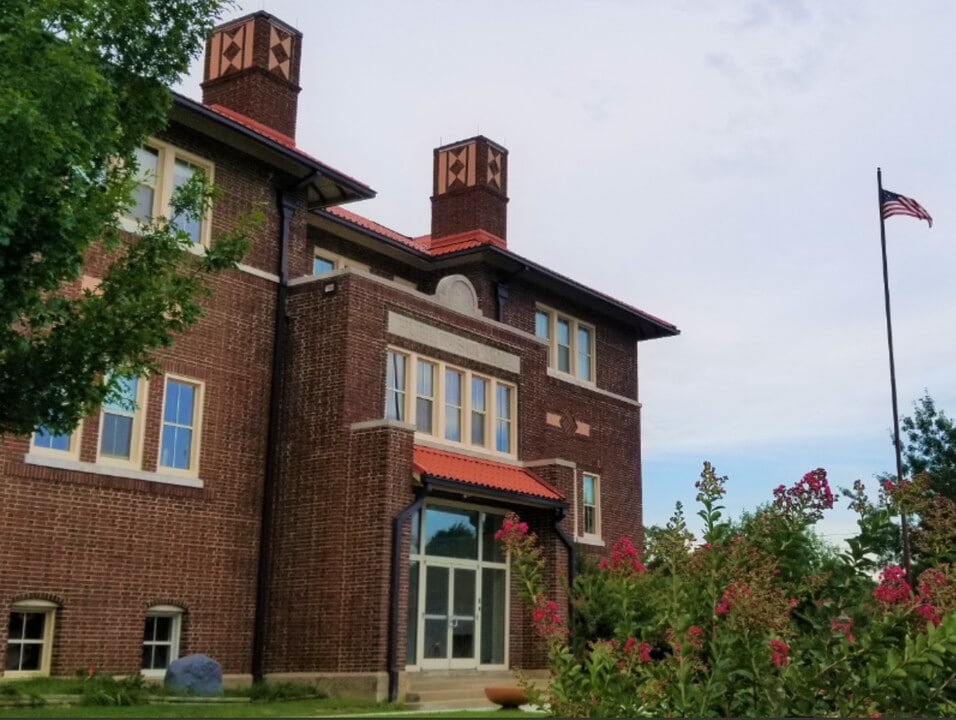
881,189,933,228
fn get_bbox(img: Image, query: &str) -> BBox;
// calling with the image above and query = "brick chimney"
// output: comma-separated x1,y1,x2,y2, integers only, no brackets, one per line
201,12,302,140
430,136,509,251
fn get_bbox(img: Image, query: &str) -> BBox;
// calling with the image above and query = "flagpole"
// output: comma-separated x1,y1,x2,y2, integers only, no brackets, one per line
877,167,912,581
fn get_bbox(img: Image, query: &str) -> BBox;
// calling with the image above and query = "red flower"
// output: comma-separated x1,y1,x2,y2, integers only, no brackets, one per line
770,638,789,667
623,636,636,654
638,641,652,663
873,565,912,605
831,613,856,642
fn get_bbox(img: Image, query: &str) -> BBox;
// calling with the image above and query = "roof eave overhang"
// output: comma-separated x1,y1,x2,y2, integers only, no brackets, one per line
311,208,680,342
169,94,375,209
422,474,568,510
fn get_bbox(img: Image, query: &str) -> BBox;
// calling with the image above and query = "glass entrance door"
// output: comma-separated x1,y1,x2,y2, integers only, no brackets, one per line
421,563,477,668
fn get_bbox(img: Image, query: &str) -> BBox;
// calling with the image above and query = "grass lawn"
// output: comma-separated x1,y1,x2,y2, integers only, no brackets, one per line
0,701,544,718
0,677,546,718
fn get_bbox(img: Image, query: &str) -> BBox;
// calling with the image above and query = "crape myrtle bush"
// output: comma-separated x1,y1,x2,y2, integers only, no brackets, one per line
498,463,956,718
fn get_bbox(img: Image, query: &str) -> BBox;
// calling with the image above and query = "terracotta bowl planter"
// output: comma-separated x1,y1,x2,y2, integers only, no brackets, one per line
484,685,528,708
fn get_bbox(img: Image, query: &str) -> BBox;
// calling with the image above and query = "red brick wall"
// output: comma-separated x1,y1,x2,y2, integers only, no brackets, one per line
0,122,292,677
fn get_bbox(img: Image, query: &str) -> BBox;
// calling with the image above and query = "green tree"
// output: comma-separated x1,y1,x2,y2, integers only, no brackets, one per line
1,0,253,436
901,393,956,500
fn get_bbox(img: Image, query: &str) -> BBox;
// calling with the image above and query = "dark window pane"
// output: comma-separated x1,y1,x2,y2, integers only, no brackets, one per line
152,645,170,669
424,506,478,559
406,560,419,665
19,643,41,671
141,645,153,669
153,616,172,641
143,616,156,641
8,612,24,638
23,612,45,640
5,645,20,671
481,514,506,563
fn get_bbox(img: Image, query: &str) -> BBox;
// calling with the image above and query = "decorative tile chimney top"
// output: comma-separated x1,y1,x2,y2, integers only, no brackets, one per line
430,136,509,251
201,12,302,140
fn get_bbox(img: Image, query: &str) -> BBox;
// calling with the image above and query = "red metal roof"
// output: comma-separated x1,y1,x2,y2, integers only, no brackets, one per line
326,206,430,251
412,445,563,502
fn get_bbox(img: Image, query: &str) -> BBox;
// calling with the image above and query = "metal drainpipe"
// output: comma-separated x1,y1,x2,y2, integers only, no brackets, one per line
553,509,576,634
251,189,297,683
388,485,427,702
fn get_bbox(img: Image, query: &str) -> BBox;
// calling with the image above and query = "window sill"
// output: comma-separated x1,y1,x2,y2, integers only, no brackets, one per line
24,453,203,488
575,535,605,547
545,367,640,407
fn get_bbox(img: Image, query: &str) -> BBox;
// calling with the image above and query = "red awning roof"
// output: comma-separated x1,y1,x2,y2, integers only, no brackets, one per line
413,445,564,503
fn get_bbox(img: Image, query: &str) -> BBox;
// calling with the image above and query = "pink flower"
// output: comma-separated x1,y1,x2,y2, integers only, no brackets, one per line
770,638,789,667
914,601,942,627
686,625,703,650
605,536,646,573
873,565,912,605
831,614,856,642
638,641,652,663
623,636,636,654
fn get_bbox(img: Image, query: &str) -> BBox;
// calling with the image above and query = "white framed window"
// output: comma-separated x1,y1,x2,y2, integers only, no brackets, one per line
159,376,203,476
385,348,517,457
31,423,81,460
534,305,595,383
122,139,214,248
141,605,183,674
581,472,601,538
97,375,147,469
5,600,58,677
312,247,369,275
386,351,407,422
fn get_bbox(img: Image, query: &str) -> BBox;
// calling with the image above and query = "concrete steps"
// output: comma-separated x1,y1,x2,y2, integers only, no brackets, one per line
404,670,547,711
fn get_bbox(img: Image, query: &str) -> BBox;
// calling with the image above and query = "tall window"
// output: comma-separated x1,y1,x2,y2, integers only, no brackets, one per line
5,600,57,676
160,377,202,473
495,385,513,453
444,369,462,442
581,472,600,537
122,140,213,247
415,361,436,433
471,377,488,447
534,306,595,382
386,351,407,421
142,606,182,673
98,375,145,467
385,349,516,456
171,158,204,244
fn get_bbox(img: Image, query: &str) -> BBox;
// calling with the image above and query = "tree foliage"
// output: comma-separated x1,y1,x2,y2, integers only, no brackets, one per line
0,0,253,436
902,393,956,501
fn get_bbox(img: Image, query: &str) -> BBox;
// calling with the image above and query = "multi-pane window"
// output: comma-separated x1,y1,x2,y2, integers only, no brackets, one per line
123,140,213,247
160,377,201,473
142,606,182,673
385,349,516,455
581,472,600,537
98,375,145,466
5,600,57,676
534,306,596,382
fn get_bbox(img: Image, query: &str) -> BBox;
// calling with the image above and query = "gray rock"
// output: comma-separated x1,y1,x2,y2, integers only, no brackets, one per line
164,653,223,695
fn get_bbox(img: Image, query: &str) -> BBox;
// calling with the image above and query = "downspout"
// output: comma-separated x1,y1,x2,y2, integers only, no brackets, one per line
388,483,428,702
251,188,297,683
553,509,576,635
494,264,529,322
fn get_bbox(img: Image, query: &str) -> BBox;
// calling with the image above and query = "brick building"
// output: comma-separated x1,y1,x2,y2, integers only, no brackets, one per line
0,11,678,701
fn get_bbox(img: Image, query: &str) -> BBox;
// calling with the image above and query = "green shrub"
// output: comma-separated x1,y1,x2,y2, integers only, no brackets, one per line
501,464,956,717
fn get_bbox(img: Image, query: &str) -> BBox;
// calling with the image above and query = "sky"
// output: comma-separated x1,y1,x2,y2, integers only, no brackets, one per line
175,0,956,544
